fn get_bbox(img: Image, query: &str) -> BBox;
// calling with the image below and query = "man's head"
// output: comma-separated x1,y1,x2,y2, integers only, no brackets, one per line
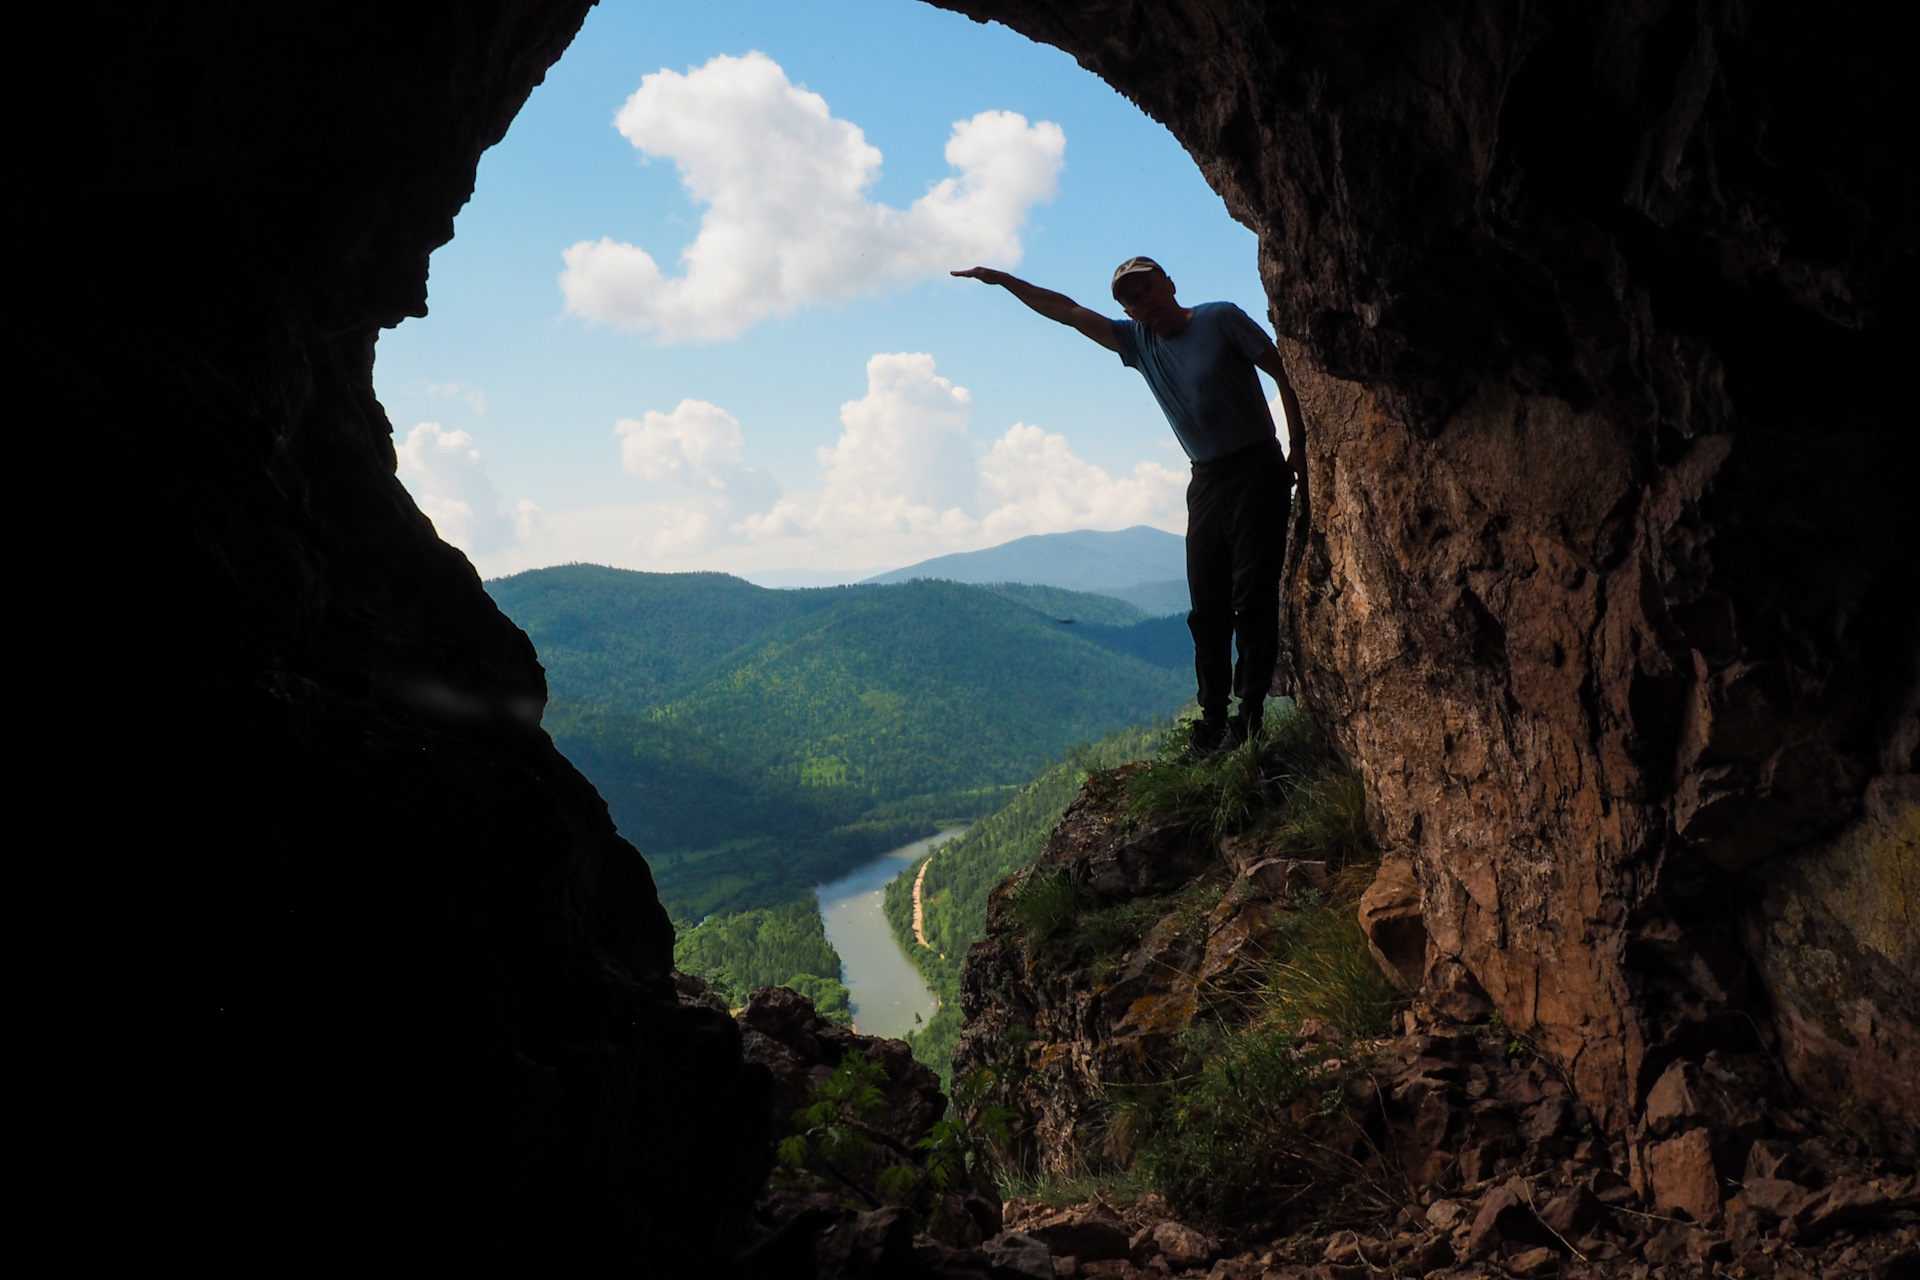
1111,256,1186,336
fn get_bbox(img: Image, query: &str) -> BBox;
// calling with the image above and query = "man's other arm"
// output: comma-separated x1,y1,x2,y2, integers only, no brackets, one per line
951,267,1119,353
1253,344,1308,483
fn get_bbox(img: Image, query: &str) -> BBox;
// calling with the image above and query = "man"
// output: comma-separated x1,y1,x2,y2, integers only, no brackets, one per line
953,257,1305,755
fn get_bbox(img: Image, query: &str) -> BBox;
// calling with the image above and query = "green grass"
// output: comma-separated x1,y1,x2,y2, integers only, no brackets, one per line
1127,703,1374,865
1009,865,1081,942
993,1166,1158,1209
978,702,1405,1233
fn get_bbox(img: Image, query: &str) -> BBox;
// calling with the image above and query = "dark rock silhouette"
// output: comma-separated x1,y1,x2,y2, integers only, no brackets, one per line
22,0,1912,1269
21,1,765,1271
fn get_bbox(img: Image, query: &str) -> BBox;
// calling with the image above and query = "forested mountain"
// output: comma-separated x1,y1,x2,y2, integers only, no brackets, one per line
486,567,1191,920
486,565,844,708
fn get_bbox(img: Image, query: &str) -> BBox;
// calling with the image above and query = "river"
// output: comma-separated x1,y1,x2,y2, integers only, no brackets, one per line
817,827,966,1039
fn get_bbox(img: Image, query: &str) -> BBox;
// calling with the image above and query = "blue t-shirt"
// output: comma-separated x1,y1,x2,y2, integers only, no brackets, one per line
1113,302,1277,463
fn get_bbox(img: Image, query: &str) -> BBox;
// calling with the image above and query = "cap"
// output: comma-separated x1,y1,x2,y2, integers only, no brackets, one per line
1110,256,1166,295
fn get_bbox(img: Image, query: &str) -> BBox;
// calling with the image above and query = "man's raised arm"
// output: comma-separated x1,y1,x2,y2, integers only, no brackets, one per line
951,267,1119,353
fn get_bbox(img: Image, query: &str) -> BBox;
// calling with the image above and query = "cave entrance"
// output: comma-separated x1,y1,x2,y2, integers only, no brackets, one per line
374,0,1268,589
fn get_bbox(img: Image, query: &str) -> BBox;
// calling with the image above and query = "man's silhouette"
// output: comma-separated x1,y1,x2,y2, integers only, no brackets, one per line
954,258,1304,754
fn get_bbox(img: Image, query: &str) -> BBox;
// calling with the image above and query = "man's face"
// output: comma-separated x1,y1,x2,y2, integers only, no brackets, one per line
1114,270,1183,335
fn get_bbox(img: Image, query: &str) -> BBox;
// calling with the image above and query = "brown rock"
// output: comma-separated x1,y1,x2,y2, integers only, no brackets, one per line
1426,1199,1470,1233
1804,1179,1894,1239
738,985,948,1150
1745,1140,1809,1185
1198,896,1281,985
1457,1144,1498,1187
1147,1221,1217,1271
1643,1059,1699,1136
1241,857,1328,901
1025,1204,1131,1262
1648,1128,1724,1225
1521,1097,1570,1145
982,1231,1055,1280
1464,1186,1536,1258
1506,1245,1559,1277
1411,1234,1457,1275
1744,1177,1817,1220
1643,1222,1698,1267
1539,1184,1604,1238
1358,857,1426,993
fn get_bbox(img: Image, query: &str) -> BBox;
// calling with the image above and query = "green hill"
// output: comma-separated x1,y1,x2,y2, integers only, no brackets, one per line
486,564,843,708
486,567,1191,919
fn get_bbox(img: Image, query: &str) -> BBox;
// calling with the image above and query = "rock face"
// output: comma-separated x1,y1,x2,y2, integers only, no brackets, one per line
954,767,1326,1177
936,0,1918,1147
21,2,767,1270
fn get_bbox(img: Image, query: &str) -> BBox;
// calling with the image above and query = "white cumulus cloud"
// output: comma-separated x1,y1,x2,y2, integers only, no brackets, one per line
735,352,1183,565
396,422,514,555
978,423,1186,542
616,399,746,487
423,355,1186,580
560,52,1065,341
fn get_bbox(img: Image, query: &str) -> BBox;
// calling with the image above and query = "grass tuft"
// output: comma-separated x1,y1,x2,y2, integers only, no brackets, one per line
1125,702,1374,866
1009,865,1079,942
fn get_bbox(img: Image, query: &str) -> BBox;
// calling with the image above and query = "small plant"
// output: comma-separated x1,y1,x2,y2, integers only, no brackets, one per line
1254,892,1401,1038
776,1053,894,1206
1076,897,1168,962
1010,865,1079,942
916,1070,1013,1194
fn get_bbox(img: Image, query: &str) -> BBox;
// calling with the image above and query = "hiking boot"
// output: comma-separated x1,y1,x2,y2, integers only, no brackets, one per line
1177,715,1229,763
1226,709,1264,749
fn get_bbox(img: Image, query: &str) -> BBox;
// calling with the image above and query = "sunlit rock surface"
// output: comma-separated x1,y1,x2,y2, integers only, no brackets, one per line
936,0,1916,1149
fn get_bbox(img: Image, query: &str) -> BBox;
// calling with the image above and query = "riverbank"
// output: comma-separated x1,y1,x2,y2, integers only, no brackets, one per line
816,828,965,1039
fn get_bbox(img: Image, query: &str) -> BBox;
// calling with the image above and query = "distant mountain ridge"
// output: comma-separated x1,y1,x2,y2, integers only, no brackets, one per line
863,526,1186,603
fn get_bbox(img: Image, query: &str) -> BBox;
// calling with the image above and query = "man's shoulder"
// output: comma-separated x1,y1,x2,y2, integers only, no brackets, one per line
1193,300,1254,323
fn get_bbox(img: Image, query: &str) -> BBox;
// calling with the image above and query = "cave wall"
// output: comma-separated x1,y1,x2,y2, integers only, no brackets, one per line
934,0,1917,1143
19,2,766,1267
22,0,1914,1260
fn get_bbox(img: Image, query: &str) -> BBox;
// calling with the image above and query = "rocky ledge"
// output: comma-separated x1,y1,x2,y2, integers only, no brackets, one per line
950,765,1919,1279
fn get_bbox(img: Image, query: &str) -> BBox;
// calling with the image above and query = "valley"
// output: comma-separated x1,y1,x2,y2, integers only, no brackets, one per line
485,561,1194,1033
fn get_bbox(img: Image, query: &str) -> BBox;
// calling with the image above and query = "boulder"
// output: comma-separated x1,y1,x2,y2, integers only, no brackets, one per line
1023,1204,1130,1262
983,1232,1057,1280
1647,1128,1724,1225
1144,1221,1217,1271
1357,858,1426,993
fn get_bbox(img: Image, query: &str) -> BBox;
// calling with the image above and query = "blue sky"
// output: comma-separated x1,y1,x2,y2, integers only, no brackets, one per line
374,0,1270,584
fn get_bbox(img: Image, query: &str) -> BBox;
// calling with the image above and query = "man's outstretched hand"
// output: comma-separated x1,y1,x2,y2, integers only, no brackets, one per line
951,266,1015,286
951,267,1120,352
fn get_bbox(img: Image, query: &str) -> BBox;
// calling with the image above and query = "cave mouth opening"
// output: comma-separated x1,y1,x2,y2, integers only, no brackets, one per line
374,0,1268,593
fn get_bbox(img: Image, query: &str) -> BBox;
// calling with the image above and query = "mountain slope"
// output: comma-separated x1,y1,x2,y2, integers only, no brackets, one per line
863,526,1185,593
485,567,1192,918
487,564,843,708
647,579,1186,804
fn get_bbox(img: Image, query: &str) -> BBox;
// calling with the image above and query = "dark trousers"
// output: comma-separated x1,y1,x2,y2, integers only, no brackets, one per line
1186,438,1292,720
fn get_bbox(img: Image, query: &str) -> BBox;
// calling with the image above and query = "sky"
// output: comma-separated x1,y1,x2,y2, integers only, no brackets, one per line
375,0,1274,586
